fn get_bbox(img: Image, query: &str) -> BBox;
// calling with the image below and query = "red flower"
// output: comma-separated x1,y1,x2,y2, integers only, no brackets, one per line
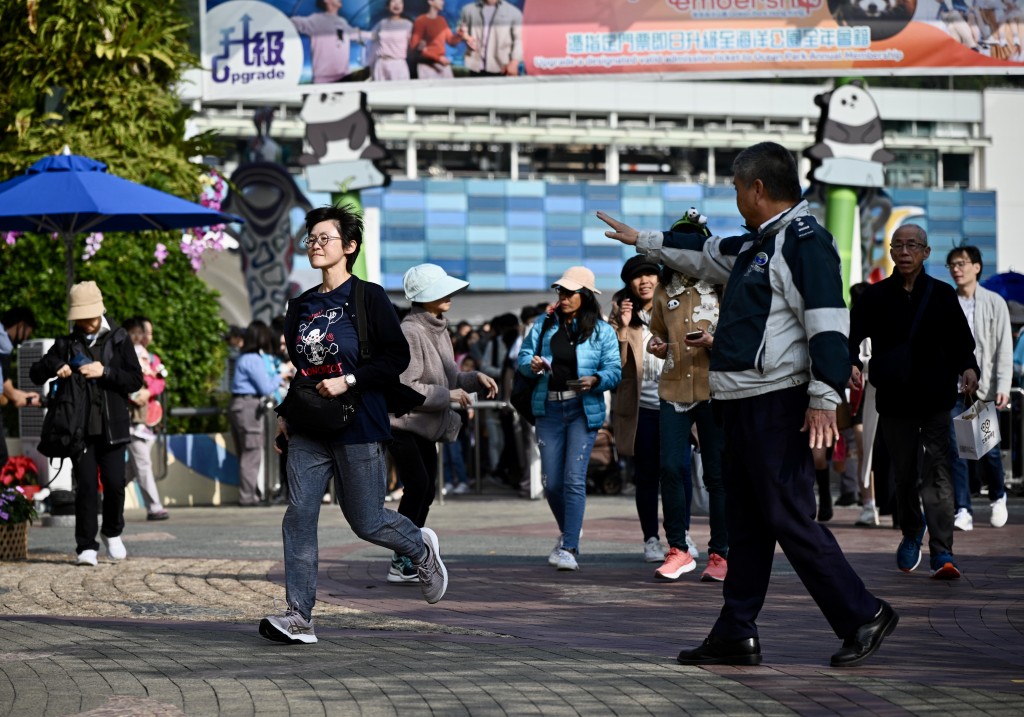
0,456,39,487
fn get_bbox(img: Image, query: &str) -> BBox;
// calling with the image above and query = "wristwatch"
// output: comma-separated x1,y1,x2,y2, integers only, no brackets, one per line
344,374,357,388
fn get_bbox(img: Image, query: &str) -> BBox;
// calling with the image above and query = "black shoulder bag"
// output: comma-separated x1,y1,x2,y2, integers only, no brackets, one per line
276,279,370,438
510,313,556,425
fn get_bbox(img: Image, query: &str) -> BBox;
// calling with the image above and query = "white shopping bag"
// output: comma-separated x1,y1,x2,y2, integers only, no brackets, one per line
953,399,1001,460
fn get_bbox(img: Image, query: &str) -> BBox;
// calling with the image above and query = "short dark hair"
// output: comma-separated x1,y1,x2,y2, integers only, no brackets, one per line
304,204,364,272
2,307,37,329
946,245,983,273
242,320,275,354
123,317,143,332
732,142,801,203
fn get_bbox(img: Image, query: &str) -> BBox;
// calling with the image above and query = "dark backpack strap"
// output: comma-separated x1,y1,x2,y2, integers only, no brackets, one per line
354,277,372,362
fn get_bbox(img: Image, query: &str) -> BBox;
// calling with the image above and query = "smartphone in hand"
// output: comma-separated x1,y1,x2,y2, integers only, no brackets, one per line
566,379,585,390
685,330,703,341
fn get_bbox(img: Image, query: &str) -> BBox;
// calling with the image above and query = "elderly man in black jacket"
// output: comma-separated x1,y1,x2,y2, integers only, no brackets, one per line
849,224,979,580
30,281,143,567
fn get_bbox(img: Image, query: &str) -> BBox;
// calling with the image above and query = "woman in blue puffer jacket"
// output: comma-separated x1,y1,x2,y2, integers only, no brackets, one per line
517,266,621,571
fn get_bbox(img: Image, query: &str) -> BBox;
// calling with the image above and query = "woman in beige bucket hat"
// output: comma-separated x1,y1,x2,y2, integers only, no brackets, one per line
29,281,144,566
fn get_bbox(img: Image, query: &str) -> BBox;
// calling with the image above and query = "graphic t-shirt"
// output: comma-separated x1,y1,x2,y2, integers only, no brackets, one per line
290,280,390,444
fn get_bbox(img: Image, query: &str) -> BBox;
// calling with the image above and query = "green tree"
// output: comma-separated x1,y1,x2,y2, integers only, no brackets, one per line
0,0,230,432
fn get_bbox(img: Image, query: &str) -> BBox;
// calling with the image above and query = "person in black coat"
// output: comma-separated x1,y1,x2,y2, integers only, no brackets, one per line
30,281,143,566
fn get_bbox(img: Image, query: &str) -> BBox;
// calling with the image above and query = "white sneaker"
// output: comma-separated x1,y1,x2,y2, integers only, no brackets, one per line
855,505,880,527
452,482,470,495
990,495,1008,528
953,508,974,532
76,549,98,566
101,534,127,560
685,532,700,560
555,548,579,571
643,537,666,563
548,535,564,566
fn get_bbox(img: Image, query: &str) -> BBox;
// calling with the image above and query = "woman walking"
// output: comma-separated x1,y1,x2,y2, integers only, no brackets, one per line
648,224,729,583
609,256,668,563
387,263,498,582
517,266,621,571
260,205,447,645
30,282,143,566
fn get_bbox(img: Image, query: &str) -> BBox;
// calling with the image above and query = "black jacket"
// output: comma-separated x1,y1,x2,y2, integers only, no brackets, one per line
30,320,144,446
283,277,424,417
849,271,979,418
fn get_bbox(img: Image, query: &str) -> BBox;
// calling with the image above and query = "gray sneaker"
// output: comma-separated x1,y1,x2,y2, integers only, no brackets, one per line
416,527,448,604
259,603,317,644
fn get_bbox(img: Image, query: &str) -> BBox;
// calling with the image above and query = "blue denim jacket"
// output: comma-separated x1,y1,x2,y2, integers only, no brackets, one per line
517,316,621,430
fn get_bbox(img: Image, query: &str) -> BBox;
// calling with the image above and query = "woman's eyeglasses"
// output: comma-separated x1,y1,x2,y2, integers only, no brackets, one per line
555,287,580,297
300,233,342,249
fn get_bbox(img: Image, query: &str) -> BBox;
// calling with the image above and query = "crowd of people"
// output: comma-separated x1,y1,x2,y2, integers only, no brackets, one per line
3,139,1022,665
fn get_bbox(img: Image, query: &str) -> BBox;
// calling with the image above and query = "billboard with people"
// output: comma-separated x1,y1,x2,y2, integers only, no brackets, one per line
202,0,1024,99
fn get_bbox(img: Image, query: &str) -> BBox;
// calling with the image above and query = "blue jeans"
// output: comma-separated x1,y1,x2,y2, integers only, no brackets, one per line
536,397,598,552
660,400,728,558
443,441,469,487
950,395,1006,513
283,435,425,620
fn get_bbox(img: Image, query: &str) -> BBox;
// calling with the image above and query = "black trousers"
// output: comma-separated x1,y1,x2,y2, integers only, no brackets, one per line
713,386,880,642
391,429,438,529
71,436,127,554
878,410,955,559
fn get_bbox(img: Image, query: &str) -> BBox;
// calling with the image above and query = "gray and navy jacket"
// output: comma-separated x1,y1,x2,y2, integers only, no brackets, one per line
635,200,850,409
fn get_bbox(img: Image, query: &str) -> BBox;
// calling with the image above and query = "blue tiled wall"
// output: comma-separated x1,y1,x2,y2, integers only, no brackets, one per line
362,181,998,292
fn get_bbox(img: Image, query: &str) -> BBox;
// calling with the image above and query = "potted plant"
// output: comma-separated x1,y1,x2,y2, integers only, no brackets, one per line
0,456,40,561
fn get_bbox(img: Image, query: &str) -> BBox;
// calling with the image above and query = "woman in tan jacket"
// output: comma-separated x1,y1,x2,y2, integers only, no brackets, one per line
648,262,729,583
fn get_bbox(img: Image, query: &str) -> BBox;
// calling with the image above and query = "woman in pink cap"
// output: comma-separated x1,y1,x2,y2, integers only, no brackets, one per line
516,266,621,571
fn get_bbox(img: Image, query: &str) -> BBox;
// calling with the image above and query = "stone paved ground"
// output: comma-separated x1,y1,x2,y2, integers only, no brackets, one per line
1,491,1023,716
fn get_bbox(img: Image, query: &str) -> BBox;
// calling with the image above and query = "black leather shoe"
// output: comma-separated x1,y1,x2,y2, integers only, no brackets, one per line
677,636,762,666
831,599,898,667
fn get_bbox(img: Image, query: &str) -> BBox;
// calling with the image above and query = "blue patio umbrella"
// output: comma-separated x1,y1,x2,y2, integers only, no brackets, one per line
0,151,242,300
982,271,1024,305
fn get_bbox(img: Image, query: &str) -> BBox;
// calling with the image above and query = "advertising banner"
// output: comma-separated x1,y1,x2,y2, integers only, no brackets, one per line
202,0,1024,99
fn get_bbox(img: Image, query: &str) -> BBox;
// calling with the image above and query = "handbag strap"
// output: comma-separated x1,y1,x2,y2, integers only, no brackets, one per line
353,277,371,362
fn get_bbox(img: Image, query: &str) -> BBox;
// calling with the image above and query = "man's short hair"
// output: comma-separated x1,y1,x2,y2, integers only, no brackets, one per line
732,142,802,203
893,223,928,245
946,245,983,273
304,204,364,272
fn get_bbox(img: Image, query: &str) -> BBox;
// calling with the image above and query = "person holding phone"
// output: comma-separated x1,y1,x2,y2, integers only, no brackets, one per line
29,282,143,567
516,266,621,571
645,213,730,584
609,255,669,564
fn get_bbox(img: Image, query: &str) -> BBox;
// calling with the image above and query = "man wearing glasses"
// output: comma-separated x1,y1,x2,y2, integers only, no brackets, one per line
945,245,1012,531
849,224,980,581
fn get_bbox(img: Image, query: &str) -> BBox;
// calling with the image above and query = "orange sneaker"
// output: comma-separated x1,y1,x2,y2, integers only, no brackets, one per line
700,553,728,582
655,547,696,580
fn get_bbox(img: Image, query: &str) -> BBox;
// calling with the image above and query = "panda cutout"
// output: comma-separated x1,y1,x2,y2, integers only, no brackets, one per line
300,92,390,191
805,83,894,188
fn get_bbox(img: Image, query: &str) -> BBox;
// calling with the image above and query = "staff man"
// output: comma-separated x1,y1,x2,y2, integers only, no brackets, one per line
598,141,895,668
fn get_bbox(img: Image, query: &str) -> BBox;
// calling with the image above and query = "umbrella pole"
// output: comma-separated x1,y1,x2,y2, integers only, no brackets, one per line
64,232,75,311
